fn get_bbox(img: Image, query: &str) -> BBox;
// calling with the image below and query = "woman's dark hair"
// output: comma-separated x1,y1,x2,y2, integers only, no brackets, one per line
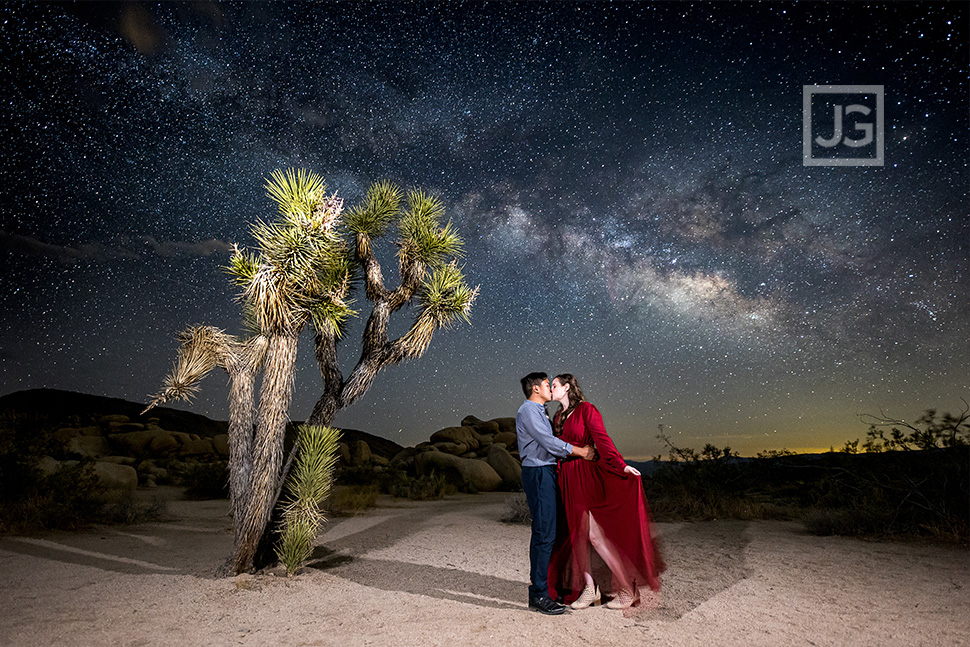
552,373,585,436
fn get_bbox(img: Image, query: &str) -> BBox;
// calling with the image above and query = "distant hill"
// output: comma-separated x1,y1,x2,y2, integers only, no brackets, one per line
0,388,404,459
0,388,228,437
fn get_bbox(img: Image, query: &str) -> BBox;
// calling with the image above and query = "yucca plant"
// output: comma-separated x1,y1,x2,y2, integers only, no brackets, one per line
275,425,341,575
145,168,477,576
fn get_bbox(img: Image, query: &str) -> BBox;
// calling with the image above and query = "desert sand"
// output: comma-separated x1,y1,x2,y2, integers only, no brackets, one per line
0,490,967,647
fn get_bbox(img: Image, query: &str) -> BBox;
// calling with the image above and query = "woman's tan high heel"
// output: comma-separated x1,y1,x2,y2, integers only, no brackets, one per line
570,583,601,609
606,588,638,609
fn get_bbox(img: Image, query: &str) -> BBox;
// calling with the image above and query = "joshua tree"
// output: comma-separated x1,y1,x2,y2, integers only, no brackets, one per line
145,169,477,575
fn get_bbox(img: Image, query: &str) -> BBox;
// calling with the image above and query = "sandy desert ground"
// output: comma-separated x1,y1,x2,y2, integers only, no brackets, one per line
0,490,967,647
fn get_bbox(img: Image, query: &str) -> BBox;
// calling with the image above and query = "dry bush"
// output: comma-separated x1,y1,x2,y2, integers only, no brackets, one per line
326,484,380,516
500,493,532,525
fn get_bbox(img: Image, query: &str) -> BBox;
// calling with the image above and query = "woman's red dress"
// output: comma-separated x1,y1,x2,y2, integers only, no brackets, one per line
548,401,665,602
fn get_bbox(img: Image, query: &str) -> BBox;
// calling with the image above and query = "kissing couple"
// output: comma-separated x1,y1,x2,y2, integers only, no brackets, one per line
515,372,665,615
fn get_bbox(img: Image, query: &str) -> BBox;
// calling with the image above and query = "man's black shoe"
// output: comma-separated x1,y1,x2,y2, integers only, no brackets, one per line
529,596,566,615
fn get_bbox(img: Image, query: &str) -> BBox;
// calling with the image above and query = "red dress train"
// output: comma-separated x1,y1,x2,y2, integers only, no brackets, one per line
548,401,665,603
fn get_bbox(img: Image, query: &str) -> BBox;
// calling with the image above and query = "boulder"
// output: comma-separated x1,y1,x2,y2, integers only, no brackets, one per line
78,425,103,437
390,447,419,468
137,460,168,481
338,442,352,465
493,431,518,448
491,417,516,434
473,420,500,435
212,434,229,457
414,450,460,478
149,432,180,455
107,422,146,434
53,427,82,444
433,441,468,456
172,432,194,445
430,426,480,451
461,415,486,427
99,414,130,424
93,461,138,493
414,452,502,492
487,444,522,487
109,430,162,455
459,458,502,492
36,455,60,476
351,440,372,465
99,455,136,466
180,438,216,456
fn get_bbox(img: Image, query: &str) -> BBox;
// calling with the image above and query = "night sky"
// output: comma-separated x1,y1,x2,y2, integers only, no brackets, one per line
2,2,967,457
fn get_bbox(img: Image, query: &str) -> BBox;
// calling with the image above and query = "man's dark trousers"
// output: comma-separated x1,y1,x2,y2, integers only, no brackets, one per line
521,463,557,602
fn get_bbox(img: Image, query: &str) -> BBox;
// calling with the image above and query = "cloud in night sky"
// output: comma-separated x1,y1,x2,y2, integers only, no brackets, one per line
1,2,967,456
0,231,231,264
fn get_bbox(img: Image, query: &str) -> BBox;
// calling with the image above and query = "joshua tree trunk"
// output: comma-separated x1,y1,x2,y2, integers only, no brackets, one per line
223,344,266,541
227,331,298,574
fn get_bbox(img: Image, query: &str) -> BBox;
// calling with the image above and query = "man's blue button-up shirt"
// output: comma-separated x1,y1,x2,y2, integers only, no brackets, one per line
515,400,574,467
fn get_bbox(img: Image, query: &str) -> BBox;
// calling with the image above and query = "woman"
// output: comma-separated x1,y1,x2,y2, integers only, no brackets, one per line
547,374,664,609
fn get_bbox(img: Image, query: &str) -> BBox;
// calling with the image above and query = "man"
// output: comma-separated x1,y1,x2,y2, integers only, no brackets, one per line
516,371,593,615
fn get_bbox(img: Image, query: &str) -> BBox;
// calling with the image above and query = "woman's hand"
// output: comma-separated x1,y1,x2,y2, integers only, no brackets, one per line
623,465,641,477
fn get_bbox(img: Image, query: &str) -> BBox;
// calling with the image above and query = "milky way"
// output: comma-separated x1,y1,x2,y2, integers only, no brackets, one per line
1,2,967,456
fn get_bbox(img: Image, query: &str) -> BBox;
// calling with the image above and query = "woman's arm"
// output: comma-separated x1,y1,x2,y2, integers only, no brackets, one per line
583,403,630,477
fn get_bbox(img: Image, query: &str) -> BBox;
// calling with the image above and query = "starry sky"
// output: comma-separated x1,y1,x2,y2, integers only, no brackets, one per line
2,2,967,458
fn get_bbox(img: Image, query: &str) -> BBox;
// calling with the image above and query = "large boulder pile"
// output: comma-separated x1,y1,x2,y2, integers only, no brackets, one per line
0,389,529,500
38,413,231,496
386,414,522,492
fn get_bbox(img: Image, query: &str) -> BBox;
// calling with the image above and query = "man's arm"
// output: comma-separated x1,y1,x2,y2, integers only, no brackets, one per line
522,405,594,460
520,404,573,457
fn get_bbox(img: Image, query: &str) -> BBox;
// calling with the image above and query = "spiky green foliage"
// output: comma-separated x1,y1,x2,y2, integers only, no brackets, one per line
227,169,356,336
142,325,241,413
275,425,342,575
398,190,464,268
418,261,477,326
265,168,327,220
344,180,402,238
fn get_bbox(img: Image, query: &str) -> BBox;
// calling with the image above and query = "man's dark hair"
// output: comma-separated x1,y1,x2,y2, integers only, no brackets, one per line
520,372,548,398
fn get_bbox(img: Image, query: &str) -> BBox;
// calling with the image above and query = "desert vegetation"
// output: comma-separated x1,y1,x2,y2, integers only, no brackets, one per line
0,411,163,533
644,403,969,543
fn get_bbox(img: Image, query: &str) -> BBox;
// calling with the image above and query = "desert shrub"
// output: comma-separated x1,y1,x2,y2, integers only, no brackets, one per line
99,494,166,525
802,506,896,537
327,484,380,516
336,464,382,487
381,469,456,500
500,492,532,525
177,461,230,500
0,460,107,533
645,432,771,521
336,465,457,501
861,402,970,451
801,447,969,542
0,412,112,532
